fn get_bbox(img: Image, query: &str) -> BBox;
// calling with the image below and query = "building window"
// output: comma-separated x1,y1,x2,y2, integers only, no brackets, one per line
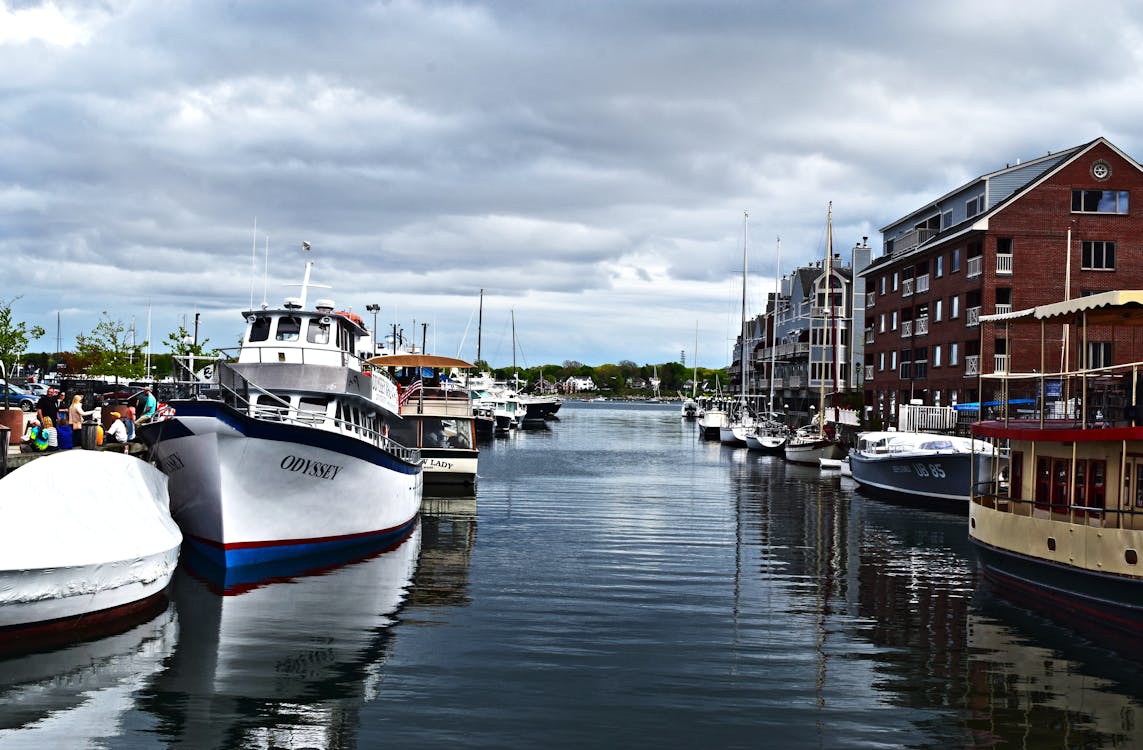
941,210,953,229
1087,341,1113,369
950,342,959,365
966,195,985,217
1072,189,1129,214
891,351,897,370
997,237,1012,255
952,248,961,272
934,345,942,367
893,272,899,291
935,299,943,322
1081,240,1116,270
879,351,885,371
951,295,959,319
880,276,886,295
879,313,886,333
935,255,944,278
891,311,898,330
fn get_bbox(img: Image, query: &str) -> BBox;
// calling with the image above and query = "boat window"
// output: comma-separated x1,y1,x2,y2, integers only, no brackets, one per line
249,316,271,342
276,316,302,341
444,418,473,448
1008,451,1022,499
389,418,418,447
298,397,328,424
1035,457,1051,510
307,318,330,345
421,417,448,447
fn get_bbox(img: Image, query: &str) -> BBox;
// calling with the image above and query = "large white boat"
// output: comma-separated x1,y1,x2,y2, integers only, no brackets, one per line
139,249,422,569
369,353,479,487
0,451,181,637
970,291,1143,635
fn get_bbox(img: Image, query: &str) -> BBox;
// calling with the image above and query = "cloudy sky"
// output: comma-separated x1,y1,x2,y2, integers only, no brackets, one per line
5,1,1143,369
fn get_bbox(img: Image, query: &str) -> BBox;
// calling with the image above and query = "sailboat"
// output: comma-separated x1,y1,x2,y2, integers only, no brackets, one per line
721,212,755,446
747,236,790,454
784,204,845,465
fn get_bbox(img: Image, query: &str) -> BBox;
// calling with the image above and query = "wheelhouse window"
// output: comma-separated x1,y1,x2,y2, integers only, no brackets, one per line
276,316,302,341
1072,189,1129,214
1081,240,1116,270
249,316,271,342
307,318,331,344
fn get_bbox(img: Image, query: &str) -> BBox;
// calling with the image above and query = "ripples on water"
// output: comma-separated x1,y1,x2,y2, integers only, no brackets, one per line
2,402,1143,748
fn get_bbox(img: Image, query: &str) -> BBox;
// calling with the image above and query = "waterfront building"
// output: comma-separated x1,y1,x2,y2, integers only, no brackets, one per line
736,238,872,425
861,137,1143,427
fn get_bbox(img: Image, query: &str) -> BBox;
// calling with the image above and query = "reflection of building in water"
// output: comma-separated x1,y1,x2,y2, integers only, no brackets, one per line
742,459,1142,745
0,604,177,746
408,495,477,610
139,528,421,749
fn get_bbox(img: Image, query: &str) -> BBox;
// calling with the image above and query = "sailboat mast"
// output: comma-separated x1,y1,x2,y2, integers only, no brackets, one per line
818,205,832,437
693,321,699,399
768,236,780,415
477,288,484,365
740,211,749,403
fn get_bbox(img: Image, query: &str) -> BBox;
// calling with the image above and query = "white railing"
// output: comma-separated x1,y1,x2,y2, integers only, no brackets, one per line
864,365,874,381
901,320,913,338
967,306,981,327
967,256,983,278
902,278,914,297
965,355,980,376
995,303,1012,316
914,316,929,336
865,328,874,344
996,253,1013,275
866,291,876,308
915,273,930,294
993,354,1009,373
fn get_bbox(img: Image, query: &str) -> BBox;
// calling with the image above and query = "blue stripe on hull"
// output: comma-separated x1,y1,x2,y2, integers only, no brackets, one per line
186,514,420,569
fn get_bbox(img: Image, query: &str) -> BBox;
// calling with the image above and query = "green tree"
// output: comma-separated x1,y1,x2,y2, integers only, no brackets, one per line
0,297,45,406
165,324,215,379
75,312,147,381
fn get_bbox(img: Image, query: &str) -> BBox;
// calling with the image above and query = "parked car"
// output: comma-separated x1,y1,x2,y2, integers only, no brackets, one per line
2,384,38,412
22,382,49,397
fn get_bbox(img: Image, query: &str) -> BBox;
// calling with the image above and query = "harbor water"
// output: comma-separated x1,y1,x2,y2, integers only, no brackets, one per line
3,401,1143,748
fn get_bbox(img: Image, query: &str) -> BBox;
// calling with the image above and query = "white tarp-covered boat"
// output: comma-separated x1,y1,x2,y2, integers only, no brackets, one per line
0,451,182,631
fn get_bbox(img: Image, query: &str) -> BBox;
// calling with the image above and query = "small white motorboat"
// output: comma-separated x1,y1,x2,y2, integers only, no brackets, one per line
0,451,182,634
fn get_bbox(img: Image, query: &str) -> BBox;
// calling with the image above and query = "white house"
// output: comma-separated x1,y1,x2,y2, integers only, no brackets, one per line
564,376,596,392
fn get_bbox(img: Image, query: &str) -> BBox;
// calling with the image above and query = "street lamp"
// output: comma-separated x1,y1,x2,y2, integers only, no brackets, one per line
365,304,380,354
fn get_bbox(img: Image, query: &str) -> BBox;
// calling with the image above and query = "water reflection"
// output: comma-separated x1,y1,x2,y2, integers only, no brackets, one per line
0,602,177,748
139,527,421,749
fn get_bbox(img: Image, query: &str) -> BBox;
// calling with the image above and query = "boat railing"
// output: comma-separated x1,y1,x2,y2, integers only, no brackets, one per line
970,490,1143,531
213,361,420,464
978,361,1143,428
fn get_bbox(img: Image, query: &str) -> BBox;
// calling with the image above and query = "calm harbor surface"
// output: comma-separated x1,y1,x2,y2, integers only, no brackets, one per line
3,401,1143,748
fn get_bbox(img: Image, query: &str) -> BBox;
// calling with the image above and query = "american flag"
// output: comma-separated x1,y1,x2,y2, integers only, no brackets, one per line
399,379,422,406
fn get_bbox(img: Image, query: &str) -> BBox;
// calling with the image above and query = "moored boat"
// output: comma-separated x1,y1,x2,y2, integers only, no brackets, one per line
0,451,181,639
138,246,422,568
849,429,997,506
370,353,479,488
970,291,1143,635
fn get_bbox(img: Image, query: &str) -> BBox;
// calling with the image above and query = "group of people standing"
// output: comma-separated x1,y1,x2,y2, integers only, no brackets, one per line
23,385,158,452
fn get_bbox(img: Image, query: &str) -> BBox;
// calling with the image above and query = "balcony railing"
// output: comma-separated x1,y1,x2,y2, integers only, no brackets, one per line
866,291,876,308
865,328,874,344
891,226,935,256
965,355,980,376
993,354,1009,373
915,273,930,294
864,365,874,381
967,306,981,327
914,316,929,336
901,278,914,297
996,253,1013,275
901,320,913,338
967,256,983,278
994,303,1012,316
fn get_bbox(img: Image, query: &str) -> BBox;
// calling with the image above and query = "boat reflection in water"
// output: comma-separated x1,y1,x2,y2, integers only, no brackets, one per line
140,526,421,749
0,602,177,747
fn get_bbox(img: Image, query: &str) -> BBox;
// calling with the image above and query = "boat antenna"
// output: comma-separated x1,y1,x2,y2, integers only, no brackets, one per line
249,216,258,311
261,235,270,309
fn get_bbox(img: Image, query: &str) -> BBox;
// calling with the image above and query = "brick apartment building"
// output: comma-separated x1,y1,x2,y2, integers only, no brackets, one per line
861,137,1143,426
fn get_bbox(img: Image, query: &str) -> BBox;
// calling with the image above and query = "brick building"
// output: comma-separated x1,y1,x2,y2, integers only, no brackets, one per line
861,137,1143,426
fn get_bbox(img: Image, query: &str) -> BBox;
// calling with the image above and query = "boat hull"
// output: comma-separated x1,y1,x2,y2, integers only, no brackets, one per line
849,450,991,506
972,536,1143,636
784,438,843,465
143,402,422,568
